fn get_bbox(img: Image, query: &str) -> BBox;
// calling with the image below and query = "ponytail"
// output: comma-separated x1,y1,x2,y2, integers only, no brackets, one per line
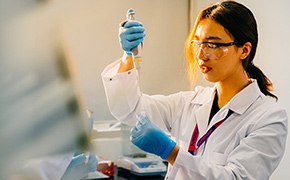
244,61,278,101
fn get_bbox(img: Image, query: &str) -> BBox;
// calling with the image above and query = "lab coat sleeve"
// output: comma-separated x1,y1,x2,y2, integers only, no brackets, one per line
102,59,141,125
21,153,74,180
102,59,192,132
168,109,288,180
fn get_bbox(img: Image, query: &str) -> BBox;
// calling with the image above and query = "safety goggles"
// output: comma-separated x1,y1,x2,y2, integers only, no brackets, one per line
191,40,238,60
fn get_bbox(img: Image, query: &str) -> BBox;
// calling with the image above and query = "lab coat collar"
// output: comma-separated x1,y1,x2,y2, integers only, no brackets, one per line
192,79,263,138
190,86,216,105
227,79,263,115
190,86,216,137
190,79,263,115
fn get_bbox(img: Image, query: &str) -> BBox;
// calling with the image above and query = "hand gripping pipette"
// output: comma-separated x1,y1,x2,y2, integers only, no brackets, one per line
121,9,143,73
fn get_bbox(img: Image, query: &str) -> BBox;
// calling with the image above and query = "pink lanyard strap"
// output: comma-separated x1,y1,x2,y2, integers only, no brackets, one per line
188,110,233,155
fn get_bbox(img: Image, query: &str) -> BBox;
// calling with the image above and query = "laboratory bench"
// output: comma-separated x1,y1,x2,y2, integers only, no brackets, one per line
91,166,166,180
116,167,166,180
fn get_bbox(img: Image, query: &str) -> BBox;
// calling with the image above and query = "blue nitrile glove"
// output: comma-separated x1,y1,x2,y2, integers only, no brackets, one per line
130,113,176,160
61,153,98,180
119,20,145,56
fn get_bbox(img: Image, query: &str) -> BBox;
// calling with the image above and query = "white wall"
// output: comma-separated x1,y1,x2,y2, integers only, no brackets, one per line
192,0,290,179
59,0,190,121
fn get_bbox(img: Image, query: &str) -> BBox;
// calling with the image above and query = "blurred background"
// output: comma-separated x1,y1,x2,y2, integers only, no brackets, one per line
0,0,289,179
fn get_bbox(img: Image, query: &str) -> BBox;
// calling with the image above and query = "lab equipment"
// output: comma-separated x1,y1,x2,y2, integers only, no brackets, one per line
130,113,176,160
97,160,115,177
117,154,167,176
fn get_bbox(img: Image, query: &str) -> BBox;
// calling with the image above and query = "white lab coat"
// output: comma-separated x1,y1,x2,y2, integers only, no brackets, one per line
102,59,288,180
20,153,73,180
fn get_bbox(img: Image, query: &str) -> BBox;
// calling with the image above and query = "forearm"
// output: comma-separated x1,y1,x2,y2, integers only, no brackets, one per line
118,53,134,73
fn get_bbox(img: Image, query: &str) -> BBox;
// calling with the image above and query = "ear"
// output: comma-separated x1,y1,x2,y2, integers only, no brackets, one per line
240,42,252,60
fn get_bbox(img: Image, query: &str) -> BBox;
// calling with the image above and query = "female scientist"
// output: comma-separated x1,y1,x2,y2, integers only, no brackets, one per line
102,1,288,179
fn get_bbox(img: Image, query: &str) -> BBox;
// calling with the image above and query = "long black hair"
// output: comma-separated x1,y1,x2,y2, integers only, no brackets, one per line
185,1,277,100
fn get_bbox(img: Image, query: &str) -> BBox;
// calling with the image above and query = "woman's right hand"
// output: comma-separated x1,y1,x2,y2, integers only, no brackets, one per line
119,20,145,56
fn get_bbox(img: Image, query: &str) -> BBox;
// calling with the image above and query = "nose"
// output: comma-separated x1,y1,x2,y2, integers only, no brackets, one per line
196,47,209,61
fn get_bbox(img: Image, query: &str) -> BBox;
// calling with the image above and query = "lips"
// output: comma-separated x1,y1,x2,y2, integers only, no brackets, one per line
199,64,212,73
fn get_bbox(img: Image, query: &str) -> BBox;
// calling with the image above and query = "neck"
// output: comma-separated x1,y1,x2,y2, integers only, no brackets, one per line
216,73,250,108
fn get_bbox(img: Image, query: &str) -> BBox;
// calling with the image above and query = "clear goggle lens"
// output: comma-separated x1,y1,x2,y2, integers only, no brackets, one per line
192,40,237,60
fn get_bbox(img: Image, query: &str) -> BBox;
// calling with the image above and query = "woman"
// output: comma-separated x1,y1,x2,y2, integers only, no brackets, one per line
102,1,288,179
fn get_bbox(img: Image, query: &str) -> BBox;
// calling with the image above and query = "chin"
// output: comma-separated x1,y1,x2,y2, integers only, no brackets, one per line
203,75,218,83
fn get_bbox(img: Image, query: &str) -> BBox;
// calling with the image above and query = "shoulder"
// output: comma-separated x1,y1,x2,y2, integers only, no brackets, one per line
248,95,288,127
257,96,287,115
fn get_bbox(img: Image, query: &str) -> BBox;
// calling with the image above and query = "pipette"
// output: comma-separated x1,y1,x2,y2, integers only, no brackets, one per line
121,9,143,73
127,9,142,72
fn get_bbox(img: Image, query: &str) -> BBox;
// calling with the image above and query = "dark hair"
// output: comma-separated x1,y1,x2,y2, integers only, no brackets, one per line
185,1,277,100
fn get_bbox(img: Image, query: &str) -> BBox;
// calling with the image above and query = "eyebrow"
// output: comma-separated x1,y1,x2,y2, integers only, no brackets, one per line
194,35,222,41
